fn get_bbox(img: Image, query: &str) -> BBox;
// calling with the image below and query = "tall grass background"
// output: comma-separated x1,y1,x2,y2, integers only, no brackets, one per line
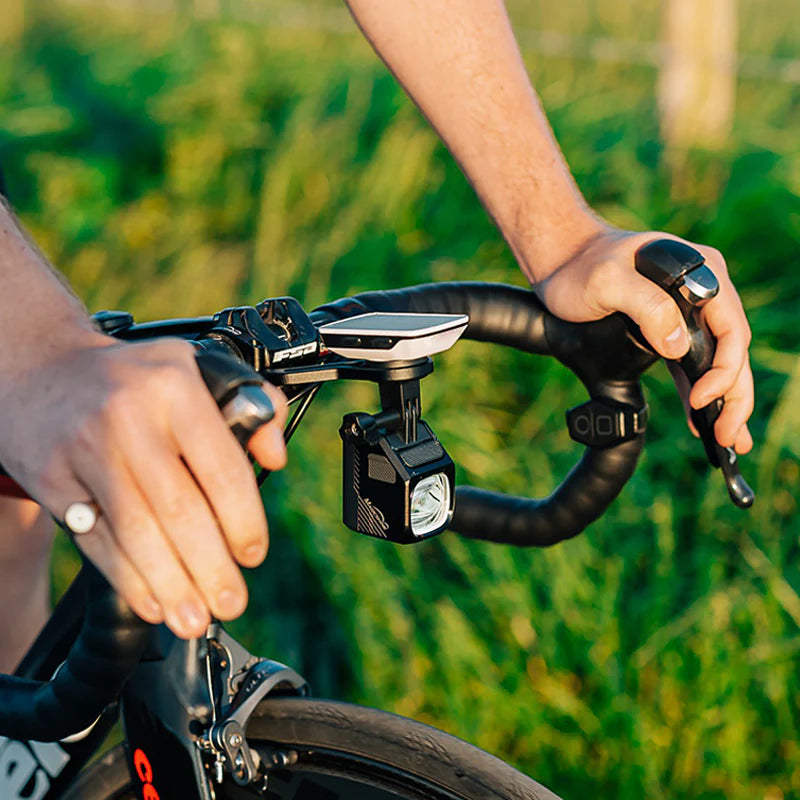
1,1,799,797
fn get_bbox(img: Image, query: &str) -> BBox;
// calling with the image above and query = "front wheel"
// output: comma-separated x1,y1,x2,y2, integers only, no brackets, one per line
63,697,562,800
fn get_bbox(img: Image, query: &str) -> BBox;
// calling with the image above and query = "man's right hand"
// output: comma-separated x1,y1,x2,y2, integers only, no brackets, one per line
533,227,754,455
0,333,288,639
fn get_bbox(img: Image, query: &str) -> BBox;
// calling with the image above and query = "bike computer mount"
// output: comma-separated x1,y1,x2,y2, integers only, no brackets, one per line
198,297,441,386
201,298,462,544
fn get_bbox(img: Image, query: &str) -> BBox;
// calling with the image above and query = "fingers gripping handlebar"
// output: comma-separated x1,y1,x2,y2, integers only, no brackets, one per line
634,240,754,508
0,349,274,743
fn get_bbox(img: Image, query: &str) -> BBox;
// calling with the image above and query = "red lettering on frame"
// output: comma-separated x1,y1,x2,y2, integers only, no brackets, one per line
133,748,153,783
143,785,161,800
133,748,159,799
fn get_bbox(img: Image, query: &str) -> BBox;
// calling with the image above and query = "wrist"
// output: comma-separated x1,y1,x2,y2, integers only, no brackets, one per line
0,203,113,380
0,319,112,385
507,207,612,285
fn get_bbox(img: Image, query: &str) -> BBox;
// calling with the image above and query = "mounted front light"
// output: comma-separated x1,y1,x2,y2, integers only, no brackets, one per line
340,413,455,544
410,474,451,537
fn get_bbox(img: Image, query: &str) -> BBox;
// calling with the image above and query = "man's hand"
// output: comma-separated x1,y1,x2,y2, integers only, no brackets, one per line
0,333,288,639
534,227,754,454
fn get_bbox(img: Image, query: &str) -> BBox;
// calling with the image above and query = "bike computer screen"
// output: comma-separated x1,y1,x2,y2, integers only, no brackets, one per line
319,312,469,361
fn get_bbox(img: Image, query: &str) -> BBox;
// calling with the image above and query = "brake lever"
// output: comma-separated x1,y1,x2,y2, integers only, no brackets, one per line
635,239,754,509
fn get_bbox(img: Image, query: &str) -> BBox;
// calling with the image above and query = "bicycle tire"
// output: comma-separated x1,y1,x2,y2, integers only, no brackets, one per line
62,698,563,800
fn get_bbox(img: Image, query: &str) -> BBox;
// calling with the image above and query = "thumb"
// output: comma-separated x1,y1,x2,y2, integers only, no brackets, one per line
612,274,690,359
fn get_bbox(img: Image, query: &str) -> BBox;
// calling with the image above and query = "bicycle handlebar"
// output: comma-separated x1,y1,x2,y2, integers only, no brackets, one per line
0,240,754,742
0,563,149,742
312,281,655,545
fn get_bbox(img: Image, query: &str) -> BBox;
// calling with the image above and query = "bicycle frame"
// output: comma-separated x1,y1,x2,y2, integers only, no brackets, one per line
4,565,308,800
122,627,307,799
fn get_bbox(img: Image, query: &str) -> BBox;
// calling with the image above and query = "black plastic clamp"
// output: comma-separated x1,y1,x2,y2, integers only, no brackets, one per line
566,398,648,448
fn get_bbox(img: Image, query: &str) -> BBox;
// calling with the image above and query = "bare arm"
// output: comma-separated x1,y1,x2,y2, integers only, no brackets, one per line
0,199,101,364
346,0,753,452
346,0,601,279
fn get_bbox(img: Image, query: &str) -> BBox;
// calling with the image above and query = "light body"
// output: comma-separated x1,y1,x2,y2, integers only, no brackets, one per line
341,415,455,544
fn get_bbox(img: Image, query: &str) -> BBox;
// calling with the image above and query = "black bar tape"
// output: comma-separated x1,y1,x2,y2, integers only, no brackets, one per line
195,346,263,406
0,562,150,742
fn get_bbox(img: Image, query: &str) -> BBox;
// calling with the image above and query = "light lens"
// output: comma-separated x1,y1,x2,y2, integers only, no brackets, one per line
410,473,451,537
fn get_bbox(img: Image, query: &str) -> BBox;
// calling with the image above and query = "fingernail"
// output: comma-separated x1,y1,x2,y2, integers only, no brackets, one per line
243,542,267,565
143,597,163,620
217,589,246,618
175,601,208,636
664,326,688,355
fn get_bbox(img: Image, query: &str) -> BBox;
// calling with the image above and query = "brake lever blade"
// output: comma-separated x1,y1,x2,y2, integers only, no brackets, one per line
635,239,754,509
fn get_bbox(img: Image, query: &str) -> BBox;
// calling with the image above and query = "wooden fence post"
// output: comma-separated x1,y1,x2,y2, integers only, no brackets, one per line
1,0,26,44
658,0,738,197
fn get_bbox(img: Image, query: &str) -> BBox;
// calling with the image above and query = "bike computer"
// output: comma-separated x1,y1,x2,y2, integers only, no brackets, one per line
319,312,469,361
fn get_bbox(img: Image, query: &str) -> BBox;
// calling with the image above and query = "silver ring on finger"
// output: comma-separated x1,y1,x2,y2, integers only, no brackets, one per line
64,501,100,536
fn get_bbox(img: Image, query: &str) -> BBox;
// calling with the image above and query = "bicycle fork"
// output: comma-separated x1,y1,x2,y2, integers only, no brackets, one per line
123,624,308,800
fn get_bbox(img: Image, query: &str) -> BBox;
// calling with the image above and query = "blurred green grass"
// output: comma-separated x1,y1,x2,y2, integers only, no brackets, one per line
2,2,800,797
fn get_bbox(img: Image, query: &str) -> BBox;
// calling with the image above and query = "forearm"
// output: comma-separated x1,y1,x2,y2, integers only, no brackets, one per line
0,201,102,381
345,0,606,281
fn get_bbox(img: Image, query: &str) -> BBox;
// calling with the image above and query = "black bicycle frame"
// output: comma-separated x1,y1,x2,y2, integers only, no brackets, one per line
121,629,220,800
4,564,308,800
